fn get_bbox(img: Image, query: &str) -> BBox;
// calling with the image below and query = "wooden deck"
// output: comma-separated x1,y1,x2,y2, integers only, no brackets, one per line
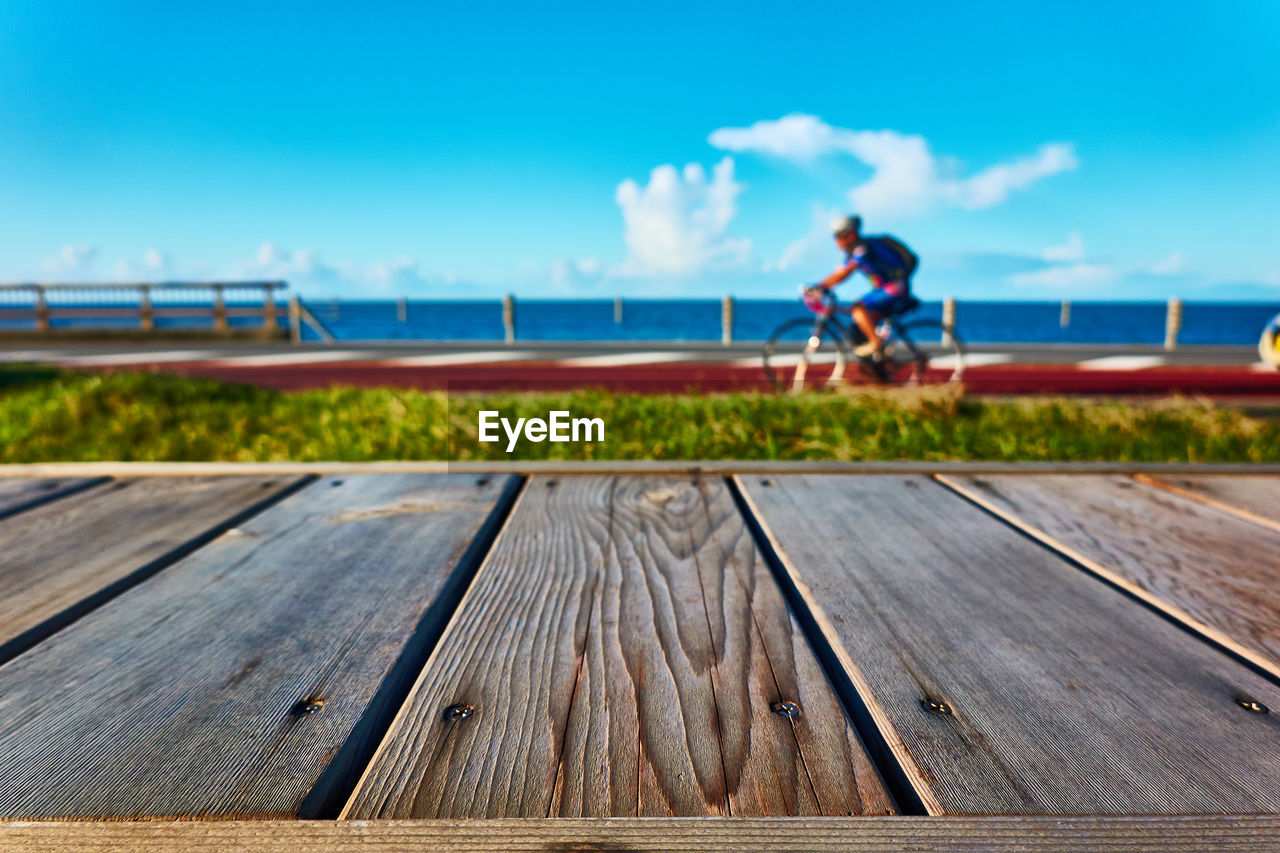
1,463,1278,849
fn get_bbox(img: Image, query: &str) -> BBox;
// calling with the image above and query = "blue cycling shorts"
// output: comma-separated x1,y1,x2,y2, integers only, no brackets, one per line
856,285,912,316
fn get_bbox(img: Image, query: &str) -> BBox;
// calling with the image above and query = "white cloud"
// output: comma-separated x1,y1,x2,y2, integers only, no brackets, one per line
944,143,1079,210
1011,263,1116,288
709,113,1077,221
143,248,169,270
1148,251,1185,275
1043,232,1085,262
234,242,472,297
43,243,98,274
614,156,751,276
709,113,842,160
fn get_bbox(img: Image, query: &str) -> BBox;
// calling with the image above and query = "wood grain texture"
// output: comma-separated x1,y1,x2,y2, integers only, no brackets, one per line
4,817,1280,852
1137,474,1280,532
737,474,1280,816
0,474,517,820
344,476,892,819
945,474,1280,677
0,476,302,663
0,477,106,520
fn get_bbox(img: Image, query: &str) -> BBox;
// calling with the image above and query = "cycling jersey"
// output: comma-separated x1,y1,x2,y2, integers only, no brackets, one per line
844,236,914,289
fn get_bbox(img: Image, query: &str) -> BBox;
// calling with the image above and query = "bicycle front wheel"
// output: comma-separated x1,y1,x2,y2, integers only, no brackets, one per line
884,320,966,384
762,317,851,392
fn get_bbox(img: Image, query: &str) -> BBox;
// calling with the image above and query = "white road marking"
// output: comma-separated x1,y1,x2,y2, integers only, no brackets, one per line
740,353,843,367
0,350,65,362
1251,361,1279,373
208,350,377,366
554,352,690,367
56,350,223,365
378,351,537,366
929,353,1012,369
1078,355,1164,370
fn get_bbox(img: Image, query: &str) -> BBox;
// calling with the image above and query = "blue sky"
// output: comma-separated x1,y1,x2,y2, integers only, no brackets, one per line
2,1,1278,300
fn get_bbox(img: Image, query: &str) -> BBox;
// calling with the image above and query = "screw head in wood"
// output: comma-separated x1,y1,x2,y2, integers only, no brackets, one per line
771,700,801,718
1237,696,1270,714
444,704,475,721
921,698,952,716
290,697,325,716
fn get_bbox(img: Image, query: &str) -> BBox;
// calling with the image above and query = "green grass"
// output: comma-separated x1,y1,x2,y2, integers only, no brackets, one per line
1,367,1276,462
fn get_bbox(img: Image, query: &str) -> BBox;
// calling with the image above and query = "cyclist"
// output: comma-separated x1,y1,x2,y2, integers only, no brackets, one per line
815,215,918,358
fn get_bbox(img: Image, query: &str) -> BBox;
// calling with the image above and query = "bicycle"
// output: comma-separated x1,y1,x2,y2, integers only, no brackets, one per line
761,286,966,392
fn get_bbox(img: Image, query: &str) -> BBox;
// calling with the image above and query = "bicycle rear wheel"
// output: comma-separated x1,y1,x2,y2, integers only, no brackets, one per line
882,320,966,384
762,317,851,392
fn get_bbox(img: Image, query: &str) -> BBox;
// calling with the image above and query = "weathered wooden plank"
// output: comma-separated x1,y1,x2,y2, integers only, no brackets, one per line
1136,474,1280,532
943,474,1280,677
0,476,107,520
0,474,518,819
737,474,1280,815
344,476,893,819
3,817,1280,852
0,476,304,663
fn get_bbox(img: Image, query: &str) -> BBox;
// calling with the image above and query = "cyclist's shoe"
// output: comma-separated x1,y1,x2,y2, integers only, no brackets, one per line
867,354,891,383
853,341,882,359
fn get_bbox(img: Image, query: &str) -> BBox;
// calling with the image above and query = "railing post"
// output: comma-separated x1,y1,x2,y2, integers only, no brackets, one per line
502,294,516,345
942,296,956,347
397,296,407,324
139,285,154,331
1164,297,1182,351
614,296,623,324
213,284,228,332
263,286,278,331
1059,300,1071,329
34,286,49,333
721,294,734,346
288,295,302,344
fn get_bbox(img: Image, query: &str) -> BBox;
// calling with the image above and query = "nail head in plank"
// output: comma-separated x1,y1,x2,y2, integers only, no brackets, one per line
945,474,1280,677
4,816,1280,852
344,476,893,819
737,474,1280,815
0,473,517,819
0,476,303,663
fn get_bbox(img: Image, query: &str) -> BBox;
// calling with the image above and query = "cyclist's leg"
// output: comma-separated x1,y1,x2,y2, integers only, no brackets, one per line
852,287,900,354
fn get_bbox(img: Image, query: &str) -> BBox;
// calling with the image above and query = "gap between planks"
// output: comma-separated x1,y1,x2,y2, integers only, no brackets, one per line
935,473,1280,685
1132,473,1280,535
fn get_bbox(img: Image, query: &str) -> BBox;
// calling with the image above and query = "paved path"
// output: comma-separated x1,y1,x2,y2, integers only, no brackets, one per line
2,341,1276,396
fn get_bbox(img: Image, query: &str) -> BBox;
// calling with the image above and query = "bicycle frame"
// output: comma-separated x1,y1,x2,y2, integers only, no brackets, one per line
800,287,907,348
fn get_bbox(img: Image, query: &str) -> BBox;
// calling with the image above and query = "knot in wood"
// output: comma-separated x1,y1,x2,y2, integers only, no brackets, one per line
290,697,325,716
921,698,952,716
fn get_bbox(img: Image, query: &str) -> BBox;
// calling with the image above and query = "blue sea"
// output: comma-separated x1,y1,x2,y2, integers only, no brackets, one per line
3,298,1277,346
297,299,1280,346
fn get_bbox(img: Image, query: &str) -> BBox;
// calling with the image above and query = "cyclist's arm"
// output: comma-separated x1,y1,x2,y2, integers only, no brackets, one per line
818,259,861,289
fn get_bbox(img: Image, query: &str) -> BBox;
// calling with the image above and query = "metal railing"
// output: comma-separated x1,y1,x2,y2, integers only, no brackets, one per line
0,282,287,334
